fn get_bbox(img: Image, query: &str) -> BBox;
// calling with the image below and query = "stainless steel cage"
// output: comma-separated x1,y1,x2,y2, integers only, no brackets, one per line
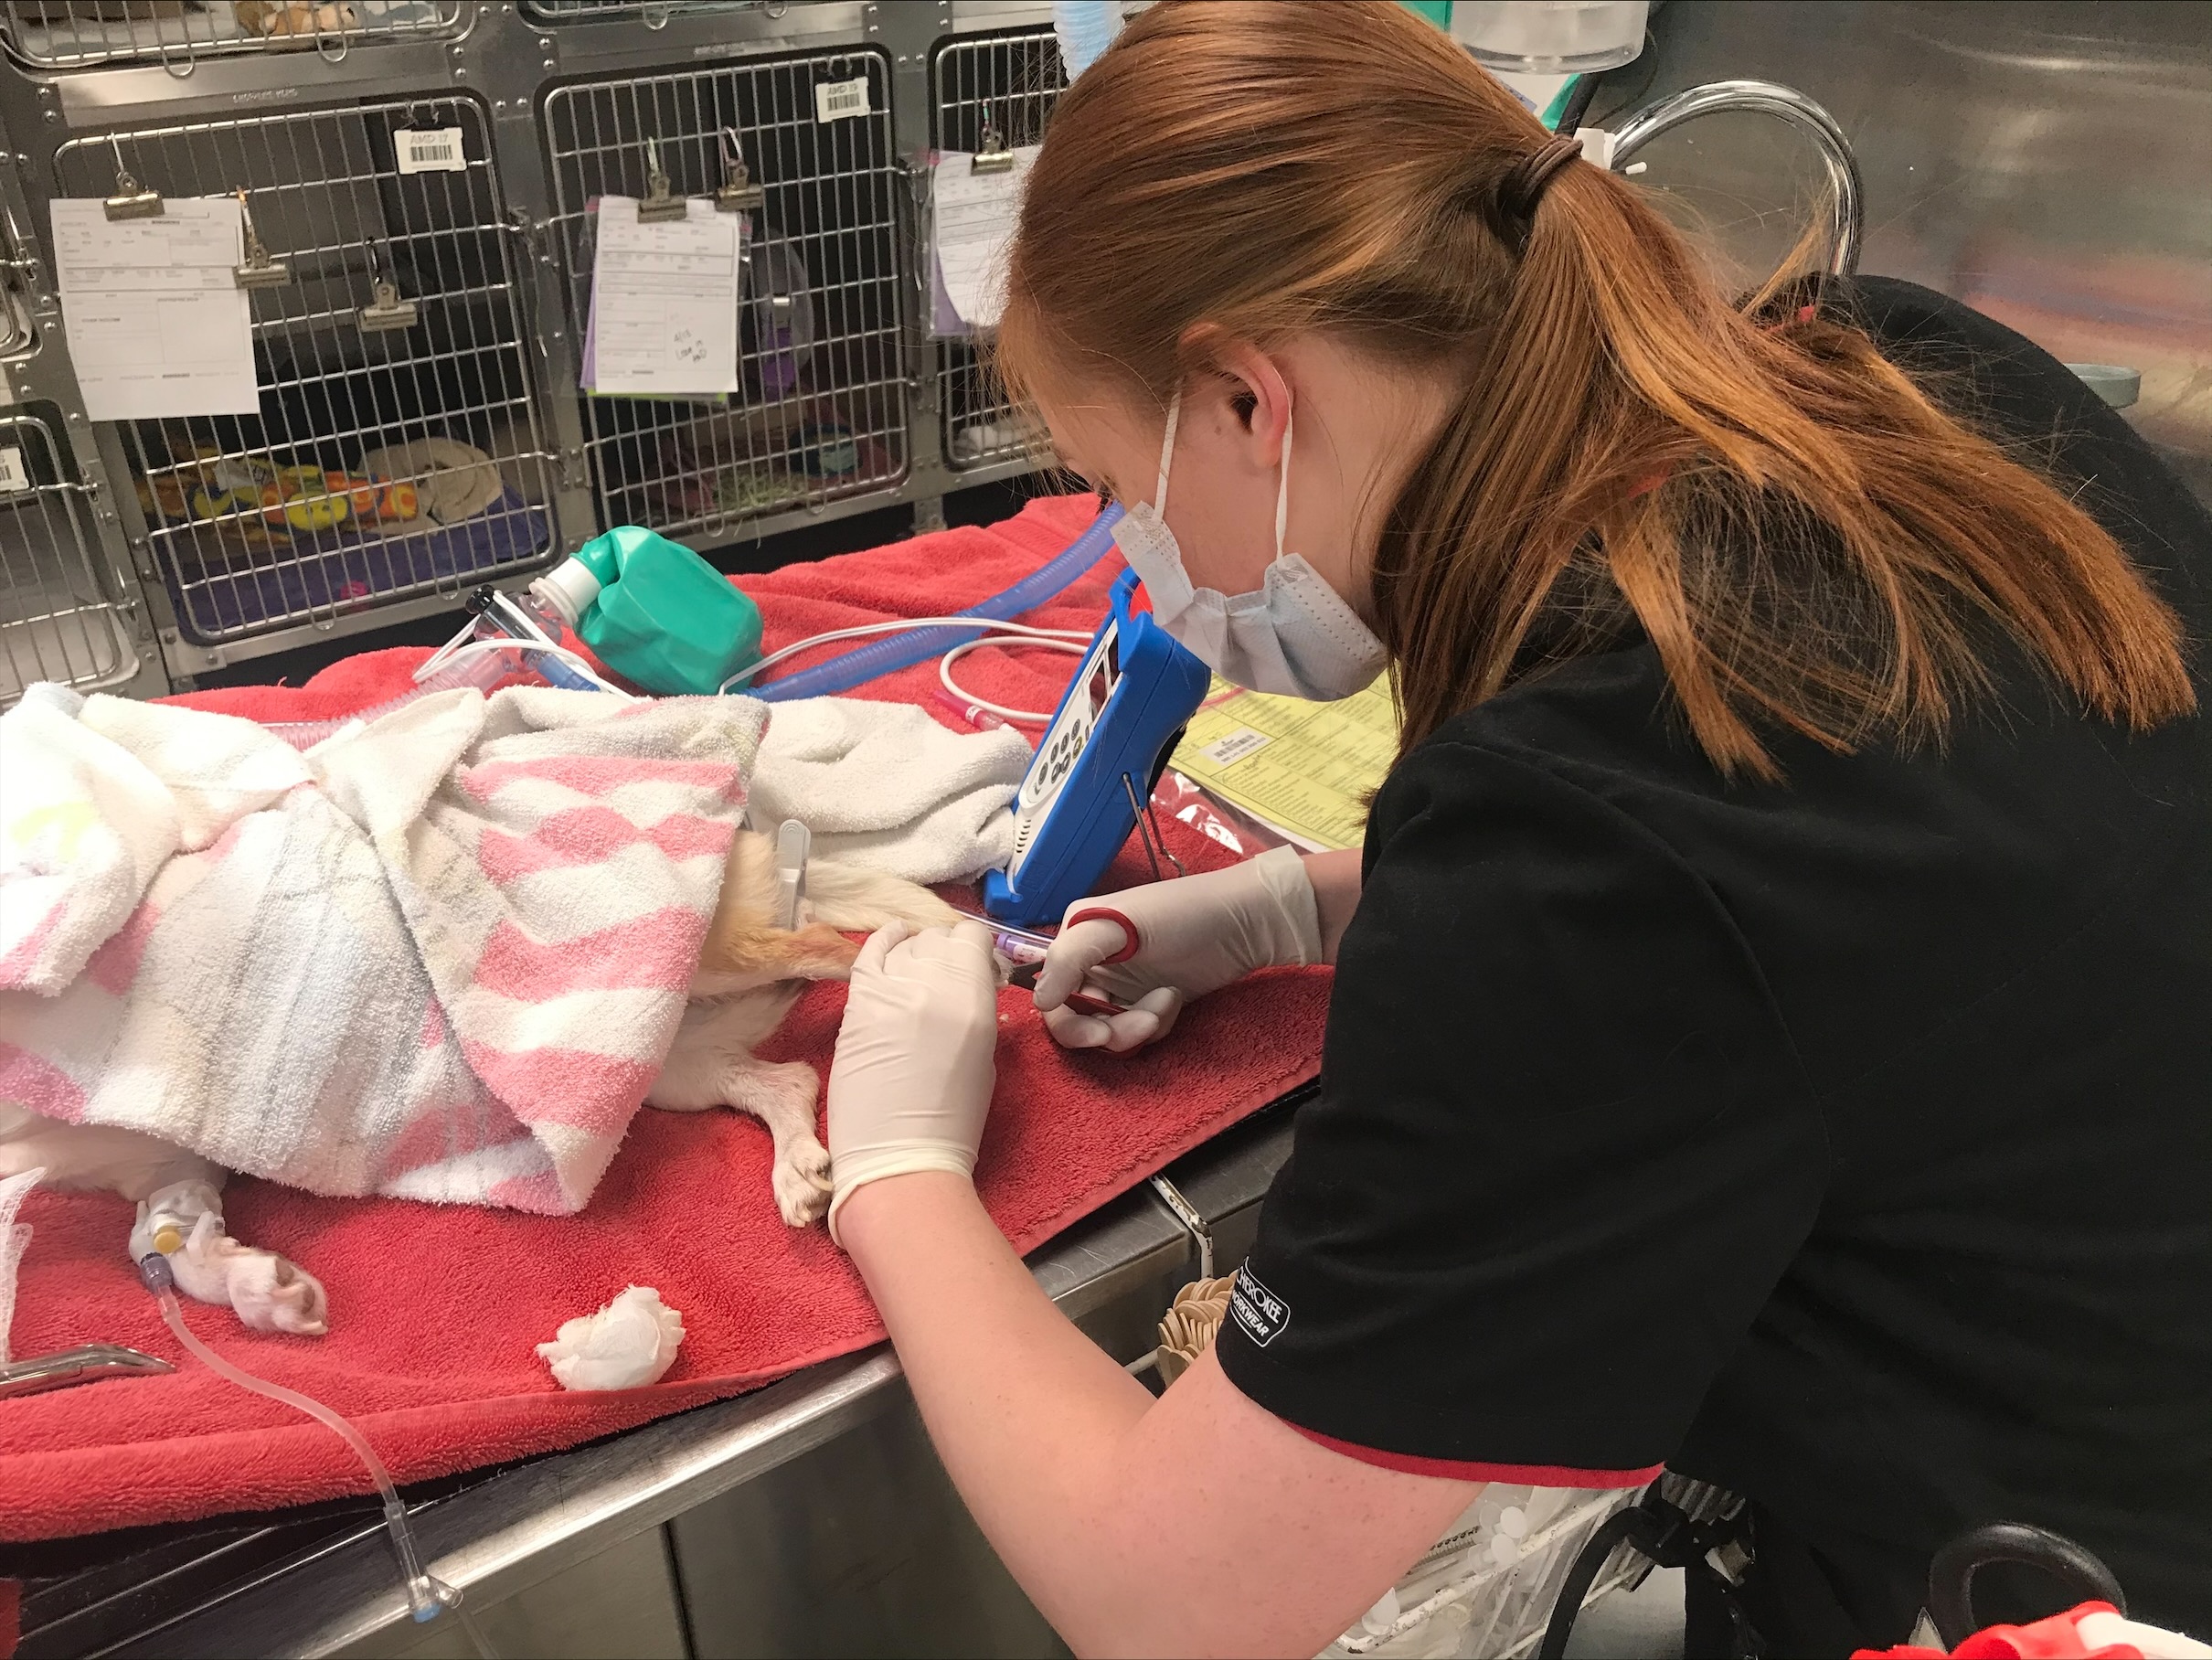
540,48,909,545
523,0,769,22
54,96,558,653
931,25,1058,473
0,403,141,705
0,2,463,74
0,200,36,361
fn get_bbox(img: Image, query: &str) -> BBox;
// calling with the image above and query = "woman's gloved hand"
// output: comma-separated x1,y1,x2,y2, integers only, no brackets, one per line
1033,845,1323,1053
827,919,1002,1243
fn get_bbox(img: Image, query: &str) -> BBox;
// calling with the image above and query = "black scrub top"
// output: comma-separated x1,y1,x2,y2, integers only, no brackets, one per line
1215,279,2212,1655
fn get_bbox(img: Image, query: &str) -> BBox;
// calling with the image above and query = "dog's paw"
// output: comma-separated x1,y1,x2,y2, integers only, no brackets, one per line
175,1218,330,1335
772,1135,834,1228
226,1250,330,1336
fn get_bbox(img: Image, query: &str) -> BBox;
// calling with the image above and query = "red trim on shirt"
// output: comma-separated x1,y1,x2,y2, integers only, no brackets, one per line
1292,1424,1663,1489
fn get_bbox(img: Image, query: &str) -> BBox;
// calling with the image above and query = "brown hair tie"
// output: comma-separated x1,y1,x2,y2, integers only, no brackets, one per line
1499,133,1584,252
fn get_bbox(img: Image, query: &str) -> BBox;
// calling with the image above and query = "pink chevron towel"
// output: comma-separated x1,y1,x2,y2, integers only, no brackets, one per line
0,682,767,1213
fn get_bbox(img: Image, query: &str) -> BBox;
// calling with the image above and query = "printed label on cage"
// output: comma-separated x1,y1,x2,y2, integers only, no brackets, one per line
1229,1266,1290,1348
396,128,466,176
1200,727,1271,768
0,446,27,495
814,76,871,122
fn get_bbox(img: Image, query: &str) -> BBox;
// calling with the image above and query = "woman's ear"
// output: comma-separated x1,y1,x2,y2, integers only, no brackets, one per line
1179,325,1292,470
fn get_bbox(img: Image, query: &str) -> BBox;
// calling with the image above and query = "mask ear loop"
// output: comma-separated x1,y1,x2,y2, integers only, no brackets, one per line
1273,404,1293,563
1154,391,1181,517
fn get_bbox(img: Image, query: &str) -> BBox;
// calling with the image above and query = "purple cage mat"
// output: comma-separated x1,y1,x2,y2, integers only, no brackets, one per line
165,489,553,643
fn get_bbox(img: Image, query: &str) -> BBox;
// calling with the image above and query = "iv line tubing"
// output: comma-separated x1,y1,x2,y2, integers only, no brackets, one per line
144,1268,467,1633
739,504,1124,703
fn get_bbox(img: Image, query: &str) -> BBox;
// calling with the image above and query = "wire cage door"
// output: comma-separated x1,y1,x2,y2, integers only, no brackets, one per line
931,26,1060,473
0,3,463,74
541,48,909,546
54,98,558,653
0,405,141,707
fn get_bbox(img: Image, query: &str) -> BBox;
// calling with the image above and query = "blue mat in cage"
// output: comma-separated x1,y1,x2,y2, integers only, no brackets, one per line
167,489,553,644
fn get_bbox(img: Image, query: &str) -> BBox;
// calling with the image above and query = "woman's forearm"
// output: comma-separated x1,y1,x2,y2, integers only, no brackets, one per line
1303,847,1363,963
835,1173,1160,1646
839,1171,1479,1657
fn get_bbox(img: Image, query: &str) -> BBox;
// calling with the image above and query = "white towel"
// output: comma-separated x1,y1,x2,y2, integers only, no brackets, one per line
748,697,1031,885
0,1165,40,1366
0,685,764,1213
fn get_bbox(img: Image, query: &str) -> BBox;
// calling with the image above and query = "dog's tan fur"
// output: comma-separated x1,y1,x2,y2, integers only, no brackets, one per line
648,830,960,1227
0,827,961,1332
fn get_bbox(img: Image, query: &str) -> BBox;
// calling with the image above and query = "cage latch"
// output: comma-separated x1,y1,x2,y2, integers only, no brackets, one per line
971,118,1016,176
716,128,766,214
638,138,687,224
104,141,162,220
358,278,418,334
232,192,291,290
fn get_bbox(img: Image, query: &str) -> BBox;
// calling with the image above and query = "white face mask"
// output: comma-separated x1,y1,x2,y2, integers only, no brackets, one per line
1108,392,1388,701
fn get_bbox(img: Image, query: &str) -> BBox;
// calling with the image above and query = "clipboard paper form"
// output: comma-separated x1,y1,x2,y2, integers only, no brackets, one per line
583,195,744,398
52,196,259,421
929,145,1039,335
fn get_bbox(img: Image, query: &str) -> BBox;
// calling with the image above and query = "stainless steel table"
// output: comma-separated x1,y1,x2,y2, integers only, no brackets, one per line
42,1096,1303,1660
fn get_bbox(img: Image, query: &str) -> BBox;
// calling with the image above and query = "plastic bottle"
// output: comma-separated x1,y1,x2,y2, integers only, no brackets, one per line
1052,0,1123,80
531,526,763,697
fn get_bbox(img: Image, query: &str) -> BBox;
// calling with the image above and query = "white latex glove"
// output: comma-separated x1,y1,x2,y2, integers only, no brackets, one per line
827,918,1002,1243
1033,845,1323,1053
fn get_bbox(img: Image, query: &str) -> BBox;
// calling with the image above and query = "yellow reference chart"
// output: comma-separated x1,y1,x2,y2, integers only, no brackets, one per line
1168,674,1398,852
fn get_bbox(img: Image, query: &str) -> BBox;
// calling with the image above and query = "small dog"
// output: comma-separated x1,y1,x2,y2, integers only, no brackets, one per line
0,829,959,1335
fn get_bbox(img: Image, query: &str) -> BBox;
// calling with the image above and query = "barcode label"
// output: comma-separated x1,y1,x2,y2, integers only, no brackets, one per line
0,447,26,494
1201,728,1271,767
396,127,466,175
814,77,870,123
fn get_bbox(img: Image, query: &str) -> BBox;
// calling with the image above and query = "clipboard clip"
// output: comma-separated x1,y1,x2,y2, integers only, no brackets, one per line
971,117,1016,176
104,139,163,220
232,190,292,289
357,248,417,333
637,137,687,224
716,128,766,214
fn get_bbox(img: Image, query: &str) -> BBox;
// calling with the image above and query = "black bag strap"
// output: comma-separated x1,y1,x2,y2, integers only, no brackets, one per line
1537,1484,1764,1660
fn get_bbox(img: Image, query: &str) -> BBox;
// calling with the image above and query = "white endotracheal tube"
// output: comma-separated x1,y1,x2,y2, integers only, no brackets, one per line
1109,391,1388,702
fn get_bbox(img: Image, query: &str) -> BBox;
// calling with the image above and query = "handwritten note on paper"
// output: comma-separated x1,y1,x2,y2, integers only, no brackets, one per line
585,196,742,398
931,146,1038,332
51,196,259,421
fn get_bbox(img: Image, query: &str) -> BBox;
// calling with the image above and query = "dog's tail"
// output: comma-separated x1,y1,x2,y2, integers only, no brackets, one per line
803,858,963,934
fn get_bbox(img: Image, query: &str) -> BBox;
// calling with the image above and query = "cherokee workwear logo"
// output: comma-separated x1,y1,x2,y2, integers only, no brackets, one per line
1229,1264,1290,1346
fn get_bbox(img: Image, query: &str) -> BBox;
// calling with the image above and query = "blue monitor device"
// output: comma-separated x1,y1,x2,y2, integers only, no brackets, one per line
982,567,1212,926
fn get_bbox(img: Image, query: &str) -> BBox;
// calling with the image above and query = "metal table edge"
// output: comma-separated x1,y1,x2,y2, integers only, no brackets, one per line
110,1097,1304,1658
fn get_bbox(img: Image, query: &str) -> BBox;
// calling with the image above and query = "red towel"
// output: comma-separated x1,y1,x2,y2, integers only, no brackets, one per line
0,495,1331,1540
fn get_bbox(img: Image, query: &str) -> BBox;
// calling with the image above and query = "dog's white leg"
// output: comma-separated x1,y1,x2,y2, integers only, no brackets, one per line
127,1178,329,1336
723,1056,833,1228
650,995,832,1227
